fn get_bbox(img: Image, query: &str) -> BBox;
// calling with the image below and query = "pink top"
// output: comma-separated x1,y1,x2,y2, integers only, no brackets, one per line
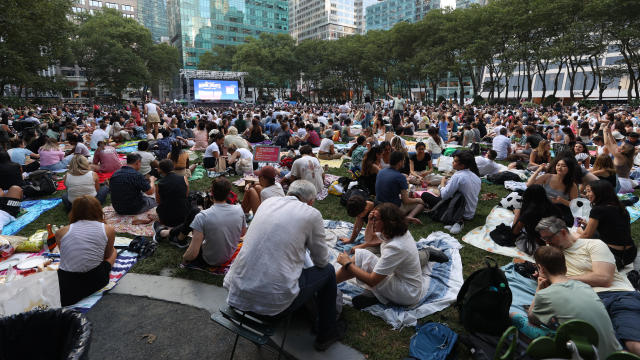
193,129,209,150
39,150,64,166
93,146,122,173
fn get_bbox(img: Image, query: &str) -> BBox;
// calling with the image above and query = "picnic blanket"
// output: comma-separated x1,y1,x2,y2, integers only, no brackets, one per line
318,158,344,169
318,174,340,201
179,242,243,275
115,140,141,153
323,222,464,329
502,263,536,317
103,205,157,237
461,206,534,262
1,199,62,235
97,171,115,184
56,181,66,191
620,193,640,223
67,250,138,313
189,165,206,181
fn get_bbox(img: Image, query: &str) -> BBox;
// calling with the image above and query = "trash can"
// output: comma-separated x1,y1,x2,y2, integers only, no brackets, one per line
0,308,91,360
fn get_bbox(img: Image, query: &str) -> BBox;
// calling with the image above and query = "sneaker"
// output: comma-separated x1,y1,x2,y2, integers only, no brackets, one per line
169,234,189,249
449,222,464,235
351,294,380,310
444,225,453,231
314,319,347,352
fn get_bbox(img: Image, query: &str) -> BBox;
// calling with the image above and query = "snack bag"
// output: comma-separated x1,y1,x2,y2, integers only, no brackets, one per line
14,230,47,253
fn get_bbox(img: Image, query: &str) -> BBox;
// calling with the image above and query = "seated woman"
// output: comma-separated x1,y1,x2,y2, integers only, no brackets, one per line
91,141,122,174
347,135,367,172
526,156,578,224
303,123,322,147
579,180,637,269
589,154,617,189
529,140,551,170
8,137,40,172
426,127,444,160
341,118,355,142
408,141,433,185
573,141,591,170
390,136,410,176
56,195,117,306
240,165,284,218
203,132,225,170
511,185,566,255
154,159,190,228
39,138,70,171
167,140,193,177
0,185,23,234
62,155,109,211
318,129,343,160
227,144,254,175
335,203,429,309
246,118,266,144
358,146,382,196
191,121,209,151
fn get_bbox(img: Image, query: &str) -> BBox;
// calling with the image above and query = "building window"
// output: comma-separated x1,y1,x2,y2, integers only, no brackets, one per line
89,0,101,7
123,13,135,18
105,2,117,9
122,4,133,11
72,6,85,13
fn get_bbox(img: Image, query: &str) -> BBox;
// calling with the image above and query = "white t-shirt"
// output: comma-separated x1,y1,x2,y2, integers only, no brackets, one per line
145,102,158,115
260,183,285,201
204,142,220,158
318,138,334,153
475,156,506,177
90,129,109,149
290,155,324,194
235,147,253,161
426,137,443,155
137,151,156,175
355,231,426,306
492,135,511,160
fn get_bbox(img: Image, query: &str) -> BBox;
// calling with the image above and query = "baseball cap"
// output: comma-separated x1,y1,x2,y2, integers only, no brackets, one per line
254,165,277,179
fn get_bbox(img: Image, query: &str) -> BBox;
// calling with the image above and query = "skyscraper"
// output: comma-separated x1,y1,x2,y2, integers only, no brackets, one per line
137,0,169,42
365,0,437,32
167,0,288,69
71,0,137,18
289,0,359,42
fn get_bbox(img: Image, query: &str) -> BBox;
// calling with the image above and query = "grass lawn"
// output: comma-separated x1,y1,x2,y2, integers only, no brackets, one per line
15,155,640,359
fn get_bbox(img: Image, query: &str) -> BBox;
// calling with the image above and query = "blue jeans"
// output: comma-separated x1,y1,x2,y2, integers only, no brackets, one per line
41,156,71,171
279,265,337,338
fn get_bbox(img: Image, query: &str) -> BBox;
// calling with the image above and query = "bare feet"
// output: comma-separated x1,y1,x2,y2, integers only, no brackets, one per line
339,237,352,244
132,214,155,225
407,217,422,225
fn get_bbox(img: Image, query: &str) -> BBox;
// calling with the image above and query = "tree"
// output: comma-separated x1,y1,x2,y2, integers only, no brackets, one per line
147,43,180,98
74,8,153,99
0,0,74,97
198,46,237,71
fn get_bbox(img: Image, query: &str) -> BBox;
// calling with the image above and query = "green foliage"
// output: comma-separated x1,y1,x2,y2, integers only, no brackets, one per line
542,95,558,108
578,99,598,108
198,46,237,71
0,0,74,97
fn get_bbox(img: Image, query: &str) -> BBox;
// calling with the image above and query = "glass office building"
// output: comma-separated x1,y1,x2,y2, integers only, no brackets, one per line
138,0,169,42
365,0,437,32
168,0,288,69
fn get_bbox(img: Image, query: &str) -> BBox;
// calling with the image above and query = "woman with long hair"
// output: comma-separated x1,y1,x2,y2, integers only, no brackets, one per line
62,155,108,211
56,195,117,306
527,156,578,223
390,136,410,175
573,141,591,170
167,140,190,177
579,180,637,269
247,118,266,143
529,139,551,169
589,154,617,188
373,113,386,136
426,126,444,160
511,185,566,253
38,138,70,171
359,146,382,195
192,120,209,151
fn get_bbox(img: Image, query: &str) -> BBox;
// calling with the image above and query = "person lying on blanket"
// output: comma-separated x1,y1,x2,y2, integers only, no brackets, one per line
224,180,345,352
535,216,640,355
0,186,22,233
177,177,246,266
56,195,117,306
515,246,622,359
335,203,448,310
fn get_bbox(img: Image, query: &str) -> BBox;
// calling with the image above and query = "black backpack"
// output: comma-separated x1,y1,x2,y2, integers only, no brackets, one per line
22,170,56,198
340,186,369,207
456,257,512,336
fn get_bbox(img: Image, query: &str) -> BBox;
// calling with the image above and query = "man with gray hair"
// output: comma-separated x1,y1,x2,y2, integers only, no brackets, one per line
224,180,345,351
535,216,640,355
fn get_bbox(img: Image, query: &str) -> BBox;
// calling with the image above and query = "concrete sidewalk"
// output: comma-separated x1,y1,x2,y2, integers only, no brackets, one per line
98,273,364,360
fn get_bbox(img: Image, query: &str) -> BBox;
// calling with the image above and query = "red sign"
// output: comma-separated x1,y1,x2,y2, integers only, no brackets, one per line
253,145,280,163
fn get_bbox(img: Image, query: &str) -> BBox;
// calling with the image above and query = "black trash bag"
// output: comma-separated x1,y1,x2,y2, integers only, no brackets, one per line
0,308,91,360
486,171,521,185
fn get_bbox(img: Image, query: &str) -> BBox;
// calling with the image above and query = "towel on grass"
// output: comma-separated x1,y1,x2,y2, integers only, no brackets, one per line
324,224,464,329
619,193,640,223
461,206,534,262
179,242,243,275
318,158,344,169
103,205,157,237
189,165,206,181
115,140,141,153
501,263,536,317
67,250,138,313
97,171,115,184
1,199,62,235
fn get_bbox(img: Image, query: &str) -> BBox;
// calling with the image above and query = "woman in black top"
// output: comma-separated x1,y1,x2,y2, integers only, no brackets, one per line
579,180,636,269
154,159,189,227
408,141,432,184
0,150,24,189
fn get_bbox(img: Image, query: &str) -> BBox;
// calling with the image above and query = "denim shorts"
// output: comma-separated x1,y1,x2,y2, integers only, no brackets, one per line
598,291,640,343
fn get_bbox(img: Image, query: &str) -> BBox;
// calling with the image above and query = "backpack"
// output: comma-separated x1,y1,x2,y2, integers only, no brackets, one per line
424,191,466,225
470,143,481,156
22,170,56,198
456,257,512,336
340,186,369,207
408,322,458,360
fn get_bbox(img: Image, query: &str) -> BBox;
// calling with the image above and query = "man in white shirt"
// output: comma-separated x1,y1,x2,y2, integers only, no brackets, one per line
225,180,345,351
475,150,505,177
90,122,109,150
317,130,342,160
492,127,511,160
240,165,285,218
283,145,324,194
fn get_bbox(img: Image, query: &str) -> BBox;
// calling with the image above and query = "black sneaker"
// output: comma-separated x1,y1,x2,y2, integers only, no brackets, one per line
313,319,347,352
351,294,379,310
169,234,189,249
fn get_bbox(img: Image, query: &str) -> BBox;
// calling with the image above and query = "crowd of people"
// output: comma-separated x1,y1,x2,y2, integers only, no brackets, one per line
0,95,639,355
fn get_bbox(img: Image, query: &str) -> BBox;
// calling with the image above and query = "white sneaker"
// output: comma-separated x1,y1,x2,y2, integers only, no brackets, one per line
449,223,464,235
444,225,452,231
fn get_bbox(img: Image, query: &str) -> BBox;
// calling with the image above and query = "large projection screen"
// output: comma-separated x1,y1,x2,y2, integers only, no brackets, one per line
193,79,239,101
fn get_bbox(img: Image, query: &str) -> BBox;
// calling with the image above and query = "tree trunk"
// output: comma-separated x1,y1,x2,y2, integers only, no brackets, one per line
552,60,565,98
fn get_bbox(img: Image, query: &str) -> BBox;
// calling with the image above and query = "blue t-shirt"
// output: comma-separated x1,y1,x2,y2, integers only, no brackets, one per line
8,148,33,165
375,167,408,207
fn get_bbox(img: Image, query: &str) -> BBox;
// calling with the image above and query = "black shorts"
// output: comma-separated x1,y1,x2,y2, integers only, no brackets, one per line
0,197,21,217
203,157,217,169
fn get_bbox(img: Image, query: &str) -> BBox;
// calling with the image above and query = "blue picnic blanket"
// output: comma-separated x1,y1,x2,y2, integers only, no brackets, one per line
502,263,536,317
1,199,62,235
